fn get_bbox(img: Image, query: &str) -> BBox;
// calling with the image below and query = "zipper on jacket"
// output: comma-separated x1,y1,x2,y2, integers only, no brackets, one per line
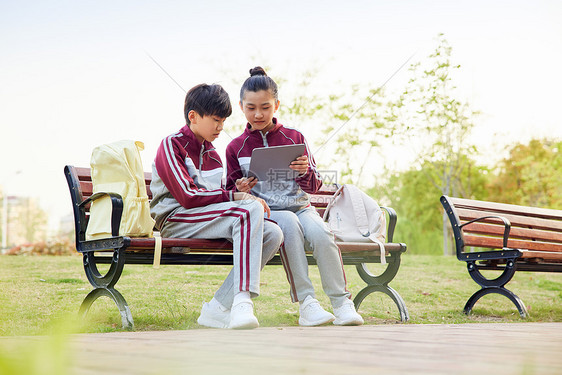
261,132,269,147
199,144,205,171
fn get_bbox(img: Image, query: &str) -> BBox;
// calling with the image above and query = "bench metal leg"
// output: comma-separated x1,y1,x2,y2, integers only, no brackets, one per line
467,259,517,288
79,287,135,330
464,286,528,318
354,253,409,322
79,248,133,329
353,284,409,322
464,259,528,318
83,248,126,289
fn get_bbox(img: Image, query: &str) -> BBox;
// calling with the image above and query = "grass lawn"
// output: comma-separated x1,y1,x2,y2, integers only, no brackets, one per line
1,254,561,336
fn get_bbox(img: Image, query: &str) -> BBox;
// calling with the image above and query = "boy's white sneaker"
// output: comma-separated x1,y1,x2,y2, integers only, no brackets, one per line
229,301,259,329
197,302,230,329
299,296,335,326
333,299,364,326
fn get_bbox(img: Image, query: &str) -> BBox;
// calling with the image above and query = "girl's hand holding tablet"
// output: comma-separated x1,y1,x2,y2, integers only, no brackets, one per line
289,155,309,174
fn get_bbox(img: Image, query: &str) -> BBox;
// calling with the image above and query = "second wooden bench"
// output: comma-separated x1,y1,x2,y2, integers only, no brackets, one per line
441,195,562,317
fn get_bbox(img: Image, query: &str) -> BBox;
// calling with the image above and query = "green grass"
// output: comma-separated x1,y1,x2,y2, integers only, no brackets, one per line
1,254,561,336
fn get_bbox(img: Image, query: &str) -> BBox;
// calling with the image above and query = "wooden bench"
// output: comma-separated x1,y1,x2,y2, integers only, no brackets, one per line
441,195,562,317
64,165,408,329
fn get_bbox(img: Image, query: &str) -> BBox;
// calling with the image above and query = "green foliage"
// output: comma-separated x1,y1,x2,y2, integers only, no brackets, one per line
276,66,327,122
372,154,490,255
319,84,391,184
486,138,562,209
0,193,49,248
391,33,479,198
376,176,442,254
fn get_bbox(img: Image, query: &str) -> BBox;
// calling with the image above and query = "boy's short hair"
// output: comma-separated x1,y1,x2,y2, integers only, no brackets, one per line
184,83,232,124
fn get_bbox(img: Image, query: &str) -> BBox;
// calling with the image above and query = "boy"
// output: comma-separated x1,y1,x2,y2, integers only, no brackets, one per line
150,83,283,329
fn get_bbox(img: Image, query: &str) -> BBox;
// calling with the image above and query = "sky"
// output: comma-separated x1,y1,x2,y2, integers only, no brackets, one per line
1,0,561,233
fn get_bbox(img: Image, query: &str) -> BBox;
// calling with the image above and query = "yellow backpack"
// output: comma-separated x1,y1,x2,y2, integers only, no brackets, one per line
86,140,155,240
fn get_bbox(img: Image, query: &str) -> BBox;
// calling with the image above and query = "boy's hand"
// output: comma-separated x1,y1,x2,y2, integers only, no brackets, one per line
254,197,271,218
233,192,271,217
235,177,257,193
289,155,309,174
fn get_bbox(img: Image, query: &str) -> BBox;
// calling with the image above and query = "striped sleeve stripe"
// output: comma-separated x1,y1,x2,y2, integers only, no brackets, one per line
163,134,229,198
302,138,317,169
163,133,196,197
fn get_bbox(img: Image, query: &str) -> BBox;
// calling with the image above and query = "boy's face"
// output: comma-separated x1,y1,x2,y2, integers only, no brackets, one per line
240,90,280,133
188,111,226,143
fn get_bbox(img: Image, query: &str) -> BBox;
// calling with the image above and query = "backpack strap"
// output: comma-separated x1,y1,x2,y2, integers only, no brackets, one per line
344,185,370,237
369,236,386,265
346,185,387,265
153,233,162,269
322,185,345,221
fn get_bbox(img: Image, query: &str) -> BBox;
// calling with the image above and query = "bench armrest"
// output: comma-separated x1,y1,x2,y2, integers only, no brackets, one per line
380,206,397,243
460,215,512,249
79,192,124,237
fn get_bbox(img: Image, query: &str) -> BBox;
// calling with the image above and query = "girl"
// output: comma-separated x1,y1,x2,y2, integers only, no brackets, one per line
225,67,363,326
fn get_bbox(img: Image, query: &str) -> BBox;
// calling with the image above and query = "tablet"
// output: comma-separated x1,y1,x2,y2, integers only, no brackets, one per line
248,144,306,181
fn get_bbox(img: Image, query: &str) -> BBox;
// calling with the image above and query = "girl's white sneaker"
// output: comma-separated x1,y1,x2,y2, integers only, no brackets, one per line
229,300,259,329
333,299,364,326
299,295,335,326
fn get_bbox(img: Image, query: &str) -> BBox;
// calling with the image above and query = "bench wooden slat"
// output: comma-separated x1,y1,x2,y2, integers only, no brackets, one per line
474,250,562,263
456,208,562,232
129,237,233,250
126,237,406,255
461,222,562,244
336,242,405,254
75,167,92,181
309,194,334,208
79,181,93,198
449,197,562,221
517,250,562,262
464,234,562,253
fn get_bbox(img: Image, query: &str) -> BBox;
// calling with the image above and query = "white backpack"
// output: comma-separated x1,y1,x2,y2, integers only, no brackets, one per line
323,185,387,264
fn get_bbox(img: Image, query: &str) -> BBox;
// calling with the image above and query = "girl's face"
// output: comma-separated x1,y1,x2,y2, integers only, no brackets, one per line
240,90,280,133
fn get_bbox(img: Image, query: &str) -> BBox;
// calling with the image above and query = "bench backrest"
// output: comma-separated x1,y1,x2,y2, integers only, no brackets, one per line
441,195,562,262
64,166,338,241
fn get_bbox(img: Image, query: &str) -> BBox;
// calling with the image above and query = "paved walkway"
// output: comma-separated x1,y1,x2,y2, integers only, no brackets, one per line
4,323,562,374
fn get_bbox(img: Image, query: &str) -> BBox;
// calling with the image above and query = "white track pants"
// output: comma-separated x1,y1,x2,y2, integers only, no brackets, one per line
161,200,283,307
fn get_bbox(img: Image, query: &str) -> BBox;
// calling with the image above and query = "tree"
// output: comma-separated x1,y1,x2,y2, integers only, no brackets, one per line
385,34,479,255
320,34,480,255
1,195,48,248
373,154,489,254
318,85,390,185
487,138,562,209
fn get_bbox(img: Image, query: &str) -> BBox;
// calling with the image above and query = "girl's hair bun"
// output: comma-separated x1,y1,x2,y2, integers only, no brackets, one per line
249,66,267,77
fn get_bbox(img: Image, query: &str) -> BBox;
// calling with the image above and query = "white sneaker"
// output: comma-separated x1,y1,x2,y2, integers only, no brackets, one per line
333,299,364,326
197,302,230,328
229,301,259,329
299,296,335,326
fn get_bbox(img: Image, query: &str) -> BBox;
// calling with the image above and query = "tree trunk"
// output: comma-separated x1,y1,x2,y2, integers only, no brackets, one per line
443,211,449,256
